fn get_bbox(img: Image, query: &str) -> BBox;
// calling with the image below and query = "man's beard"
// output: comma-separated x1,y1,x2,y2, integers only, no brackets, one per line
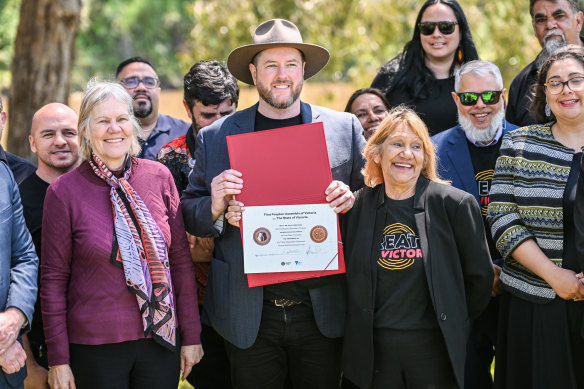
536,29,567,69
458,108,505,144
257,78,303,109
133,93,153,118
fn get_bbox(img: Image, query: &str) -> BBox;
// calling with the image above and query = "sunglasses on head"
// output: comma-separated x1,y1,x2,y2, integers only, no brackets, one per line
418,21,458,36
456,91,503,106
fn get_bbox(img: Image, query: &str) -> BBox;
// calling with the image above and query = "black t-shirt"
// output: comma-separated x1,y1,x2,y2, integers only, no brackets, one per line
18,172,49,367
467,139,503,261
387,77,457,136
253,110,311,303
373,195,437,329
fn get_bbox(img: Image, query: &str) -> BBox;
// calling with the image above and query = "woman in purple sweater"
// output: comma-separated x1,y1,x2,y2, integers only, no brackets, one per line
41,80,202,389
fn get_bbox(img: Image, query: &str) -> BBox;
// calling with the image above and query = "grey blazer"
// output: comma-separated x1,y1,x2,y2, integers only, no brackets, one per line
0,161,38,388
181,102,366,349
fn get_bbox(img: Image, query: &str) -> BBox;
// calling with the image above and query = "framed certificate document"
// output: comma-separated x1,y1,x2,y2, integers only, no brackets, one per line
242,203,338,273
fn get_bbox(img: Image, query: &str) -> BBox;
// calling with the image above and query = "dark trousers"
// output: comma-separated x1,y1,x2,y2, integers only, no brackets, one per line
69,339,180,389
224,301,342,389
369,328,458,389
464,296,498,389
186,311,232,389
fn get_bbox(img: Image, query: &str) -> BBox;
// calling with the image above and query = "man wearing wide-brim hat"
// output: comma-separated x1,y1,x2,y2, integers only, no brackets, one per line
181,18,366,388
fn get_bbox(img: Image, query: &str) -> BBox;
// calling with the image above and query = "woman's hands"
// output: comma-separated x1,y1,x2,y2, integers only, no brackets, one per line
512,239,584,301
48,364,76,389
548,267,584,301
180,344,204,381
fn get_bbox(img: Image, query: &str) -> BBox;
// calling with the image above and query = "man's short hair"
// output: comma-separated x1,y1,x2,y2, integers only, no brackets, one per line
116,57,157,77
529,0,581,17
454,60,504,91
183,60,240,111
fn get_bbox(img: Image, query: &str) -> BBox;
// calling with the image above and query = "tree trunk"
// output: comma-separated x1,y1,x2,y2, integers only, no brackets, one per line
7,0,82,160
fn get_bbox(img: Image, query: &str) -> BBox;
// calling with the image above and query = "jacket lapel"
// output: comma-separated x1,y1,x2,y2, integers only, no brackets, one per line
446,126,480,201
370,186,386,305
231,103,259,135
413,176,435,306
301,101,317,124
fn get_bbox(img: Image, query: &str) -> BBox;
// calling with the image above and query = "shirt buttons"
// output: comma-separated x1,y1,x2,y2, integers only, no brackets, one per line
440,313,447,321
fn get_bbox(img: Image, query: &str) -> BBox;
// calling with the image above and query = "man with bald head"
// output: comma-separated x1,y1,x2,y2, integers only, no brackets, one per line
18,103,79,388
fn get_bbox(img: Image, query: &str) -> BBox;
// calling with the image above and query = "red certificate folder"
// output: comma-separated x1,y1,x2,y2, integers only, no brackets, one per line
226,122,345,287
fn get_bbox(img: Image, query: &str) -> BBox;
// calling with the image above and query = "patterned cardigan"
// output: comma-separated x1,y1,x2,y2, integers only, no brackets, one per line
487,123,576,303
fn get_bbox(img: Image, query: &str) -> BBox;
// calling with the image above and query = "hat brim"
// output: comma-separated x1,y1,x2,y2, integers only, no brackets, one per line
227,42,330,85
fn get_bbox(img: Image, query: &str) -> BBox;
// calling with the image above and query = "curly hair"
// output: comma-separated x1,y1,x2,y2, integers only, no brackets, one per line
183,60,239,111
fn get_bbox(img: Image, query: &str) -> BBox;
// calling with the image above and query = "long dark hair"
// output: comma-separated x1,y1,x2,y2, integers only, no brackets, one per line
381,0,478,100
530,45,584,124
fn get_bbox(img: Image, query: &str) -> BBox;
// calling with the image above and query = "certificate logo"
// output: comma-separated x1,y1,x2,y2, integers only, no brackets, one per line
253,228,271,245
310,225,328,243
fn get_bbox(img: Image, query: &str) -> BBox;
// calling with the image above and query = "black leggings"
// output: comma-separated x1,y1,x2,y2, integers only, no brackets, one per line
69,339,180,389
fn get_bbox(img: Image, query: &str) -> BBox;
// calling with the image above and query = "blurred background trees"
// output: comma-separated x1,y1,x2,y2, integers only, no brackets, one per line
0,0,555,157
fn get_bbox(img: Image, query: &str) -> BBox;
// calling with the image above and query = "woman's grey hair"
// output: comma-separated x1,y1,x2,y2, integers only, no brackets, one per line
454,60,504,91
78,78,142,160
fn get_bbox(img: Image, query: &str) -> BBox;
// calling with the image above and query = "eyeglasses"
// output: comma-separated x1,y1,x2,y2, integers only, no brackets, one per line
544,77,584,95
456,90,503,106
119,77,160,89
418,21,458,36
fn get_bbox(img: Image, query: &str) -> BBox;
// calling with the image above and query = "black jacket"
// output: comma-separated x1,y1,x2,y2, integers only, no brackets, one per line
576,154,584,270
341,176,494,388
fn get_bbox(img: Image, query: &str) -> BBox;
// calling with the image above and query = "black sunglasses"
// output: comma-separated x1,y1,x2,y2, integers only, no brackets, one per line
456,91,503,106
418,21,458,36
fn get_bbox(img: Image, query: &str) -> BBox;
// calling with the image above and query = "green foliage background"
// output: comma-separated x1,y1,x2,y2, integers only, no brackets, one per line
0,0,558,93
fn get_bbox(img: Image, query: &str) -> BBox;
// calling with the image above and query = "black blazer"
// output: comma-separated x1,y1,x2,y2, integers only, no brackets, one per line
576,154,584,269
341,176,494,389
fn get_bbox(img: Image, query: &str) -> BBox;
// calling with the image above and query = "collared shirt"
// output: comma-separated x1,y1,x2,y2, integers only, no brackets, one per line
137,114,189,160
465,123,503,147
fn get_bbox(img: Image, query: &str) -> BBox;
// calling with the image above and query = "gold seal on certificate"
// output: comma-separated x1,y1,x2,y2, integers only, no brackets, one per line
253,228,271,245
310,225,328,243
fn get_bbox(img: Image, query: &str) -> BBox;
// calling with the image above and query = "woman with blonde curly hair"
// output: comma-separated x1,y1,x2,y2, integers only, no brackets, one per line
341,106,493,389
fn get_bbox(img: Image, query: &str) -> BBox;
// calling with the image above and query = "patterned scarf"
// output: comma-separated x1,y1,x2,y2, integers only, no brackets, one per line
88,154,177,350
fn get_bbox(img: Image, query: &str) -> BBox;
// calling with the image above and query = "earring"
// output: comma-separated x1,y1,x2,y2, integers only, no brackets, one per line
545,103,551,117
457,48,463,62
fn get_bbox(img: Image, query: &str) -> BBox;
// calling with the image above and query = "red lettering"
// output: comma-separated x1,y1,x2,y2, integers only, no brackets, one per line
400,249,406,257
381,250,390,258
416,249,423,258
406,249,415,257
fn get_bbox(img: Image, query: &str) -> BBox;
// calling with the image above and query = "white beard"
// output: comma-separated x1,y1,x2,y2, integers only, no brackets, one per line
458,108,505,144
536,29,567,69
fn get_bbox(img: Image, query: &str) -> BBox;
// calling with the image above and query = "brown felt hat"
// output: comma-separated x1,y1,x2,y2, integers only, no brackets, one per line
227,19,330,85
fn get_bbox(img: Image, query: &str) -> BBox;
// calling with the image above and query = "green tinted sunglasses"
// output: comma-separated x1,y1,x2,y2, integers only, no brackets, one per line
456,90,502,106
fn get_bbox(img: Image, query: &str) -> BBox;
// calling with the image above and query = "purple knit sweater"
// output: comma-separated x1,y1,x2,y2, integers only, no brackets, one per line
41,158,201,366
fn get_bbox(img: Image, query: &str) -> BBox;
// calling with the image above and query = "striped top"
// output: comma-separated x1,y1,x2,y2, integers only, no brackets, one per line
487,123,575,303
